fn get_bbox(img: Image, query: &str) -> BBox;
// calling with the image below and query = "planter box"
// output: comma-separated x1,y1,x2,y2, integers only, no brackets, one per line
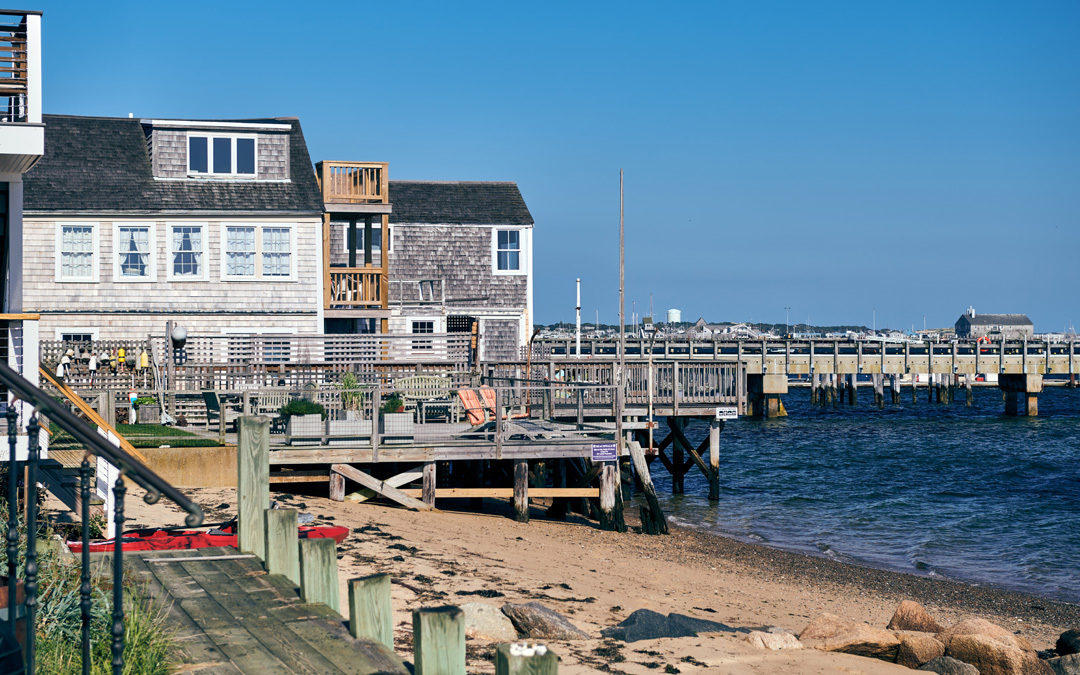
379,412,413,441
286,414,324,445
326,418,372,441
136,404,161,424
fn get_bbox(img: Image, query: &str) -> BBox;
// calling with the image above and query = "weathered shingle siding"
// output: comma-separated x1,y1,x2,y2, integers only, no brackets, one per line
256,134,289,180
150,129,187,178
482,319,520,361
388,224,526,308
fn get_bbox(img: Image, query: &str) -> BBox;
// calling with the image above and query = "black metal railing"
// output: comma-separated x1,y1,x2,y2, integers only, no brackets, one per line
0,360,204,674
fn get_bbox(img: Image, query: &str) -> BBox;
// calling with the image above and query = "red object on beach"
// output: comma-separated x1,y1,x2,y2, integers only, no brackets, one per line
66,523,349,553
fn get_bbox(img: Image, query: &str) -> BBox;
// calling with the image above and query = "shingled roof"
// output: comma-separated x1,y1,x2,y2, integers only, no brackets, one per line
388,181,533,226
23,114,323,215
964,313,1033,326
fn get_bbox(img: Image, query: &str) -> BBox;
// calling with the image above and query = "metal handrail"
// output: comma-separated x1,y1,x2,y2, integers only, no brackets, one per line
0,361,204,527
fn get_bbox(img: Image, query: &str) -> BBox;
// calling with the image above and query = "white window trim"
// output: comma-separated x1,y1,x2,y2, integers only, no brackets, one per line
334,221,391,256
219,223,297,282
54,222,100,283
491,227,527,276
187,132,259,178
54,328,99,341
111,222,158,283
166,221,210,281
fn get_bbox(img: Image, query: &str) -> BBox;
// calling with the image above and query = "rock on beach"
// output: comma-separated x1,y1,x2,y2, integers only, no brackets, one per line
888,600,946,633
461,602,518,642
918,655,981,675
799,613,900,662
744,630,802,651
897,632,947,669
1046,653,1080,675
1058,630,1080,657
938,618,1051,675
501,602,589,640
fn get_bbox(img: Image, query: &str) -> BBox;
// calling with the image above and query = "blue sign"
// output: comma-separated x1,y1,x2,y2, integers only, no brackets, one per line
591,442,618,462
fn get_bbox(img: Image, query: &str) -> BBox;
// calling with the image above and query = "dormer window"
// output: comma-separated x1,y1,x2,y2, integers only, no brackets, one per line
188,134,257,177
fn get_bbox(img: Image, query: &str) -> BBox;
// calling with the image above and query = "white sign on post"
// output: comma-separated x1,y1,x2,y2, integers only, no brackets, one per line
715,406,738,421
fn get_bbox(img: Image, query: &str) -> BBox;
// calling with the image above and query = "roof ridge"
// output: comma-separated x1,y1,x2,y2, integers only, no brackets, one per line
389,179,518,185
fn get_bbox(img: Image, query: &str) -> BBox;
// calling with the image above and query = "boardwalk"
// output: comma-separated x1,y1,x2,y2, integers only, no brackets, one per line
122,547,406,675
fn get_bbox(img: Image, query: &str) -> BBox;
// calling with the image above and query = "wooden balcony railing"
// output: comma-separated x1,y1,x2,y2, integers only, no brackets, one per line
0,11,35,123
316,161,389,204
327,266,386,308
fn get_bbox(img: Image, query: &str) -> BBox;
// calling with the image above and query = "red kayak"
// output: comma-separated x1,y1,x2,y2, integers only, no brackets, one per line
67,522,349,553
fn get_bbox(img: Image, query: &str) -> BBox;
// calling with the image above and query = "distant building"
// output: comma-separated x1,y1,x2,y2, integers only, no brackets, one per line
954,307,1034,340
666,308,681,323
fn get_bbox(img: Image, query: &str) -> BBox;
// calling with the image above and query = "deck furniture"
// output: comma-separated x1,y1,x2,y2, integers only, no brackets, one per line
395,375,455,422
202,390,241,442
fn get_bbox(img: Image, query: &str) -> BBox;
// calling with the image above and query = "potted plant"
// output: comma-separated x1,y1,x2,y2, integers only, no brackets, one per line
327,373,371,440
134,395,160,424
278,399,326,444
379,393,412,441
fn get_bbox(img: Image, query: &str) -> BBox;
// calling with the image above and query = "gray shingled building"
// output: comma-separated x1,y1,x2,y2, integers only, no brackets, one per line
954,307,1034,339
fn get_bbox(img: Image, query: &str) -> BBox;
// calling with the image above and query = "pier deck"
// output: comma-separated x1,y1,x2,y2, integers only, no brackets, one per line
121,547,406,675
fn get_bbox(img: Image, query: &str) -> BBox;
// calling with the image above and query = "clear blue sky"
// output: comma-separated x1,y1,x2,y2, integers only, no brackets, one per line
34,1,1080,332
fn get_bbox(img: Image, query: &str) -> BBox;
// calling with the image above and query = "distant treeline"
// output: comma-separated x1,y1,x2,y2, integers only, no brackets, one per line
537,321,875,334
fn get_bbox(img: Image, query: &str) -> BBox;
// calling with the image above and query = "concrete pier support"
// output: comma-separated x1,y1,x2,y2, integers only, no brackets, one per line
999,374,1042,416
747,374,788,418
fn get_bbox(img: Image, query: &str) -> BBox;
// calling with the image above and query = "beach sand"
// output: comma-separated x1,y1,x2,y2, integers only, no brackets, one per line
100,486,1078,674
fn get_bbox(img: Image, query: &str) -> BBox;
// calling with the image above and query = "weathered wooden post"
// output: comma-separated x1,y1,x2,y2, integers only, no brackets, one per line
708,418,721,501
627,440,667,535
237,415,270,560
911,373,918,403
348,573,393,648
422,462,436,507
873,373,883,408
668,417,684,495
299,538,339,612
263,508,299,585
329,471,346,502
513,459,529,523
891,374,901,404
847,373,857,405
965,375,973,406
494,643,558,675
810,373,818,405
413,606,466,675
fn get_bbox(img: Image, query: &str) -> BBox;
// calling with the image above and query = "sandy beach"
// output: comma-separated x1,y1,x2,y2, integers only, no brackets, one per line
98,487,1078,674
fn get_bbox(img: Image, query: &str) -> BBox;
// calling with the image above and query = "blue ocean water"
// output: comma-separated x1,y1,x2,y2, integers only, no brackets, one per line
643,386,1080,602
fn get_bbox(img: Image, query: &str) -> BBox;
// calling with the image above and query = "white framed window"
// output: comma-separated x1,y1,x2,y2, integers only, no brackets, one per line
411,319,435,351
168,222,207,280
188,133,257,177
56,222,99,282
56,329,98,342
221,223,296,280
112,222,157,282
262,227,291,277
493,228,525,275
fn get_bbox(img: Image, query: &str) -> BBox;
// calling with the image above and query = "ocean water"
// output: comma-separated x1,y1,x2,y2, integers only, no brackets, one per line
641,386,1080,602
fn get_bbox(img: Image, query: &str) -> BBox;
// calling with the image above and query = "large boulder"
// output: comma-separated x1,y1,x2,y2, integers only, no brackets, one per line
501,602,589,640
889,600,946,633
897,632,947,669
918,655,980,675
1058,631,1080,657
461,602,518,642
938,618,1050,675
1046,653,1080,675
601,609,734,643
745,630,802,651
799,613,900,662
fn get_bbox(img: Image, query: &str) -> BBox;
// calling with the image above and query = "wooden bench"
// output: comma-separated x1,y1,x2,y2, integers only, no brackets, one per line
394,375,455,422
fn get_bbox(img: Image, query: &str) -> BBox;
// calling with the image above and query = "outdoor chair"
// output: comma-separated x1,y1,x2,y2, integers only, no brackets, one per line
201,390,240,439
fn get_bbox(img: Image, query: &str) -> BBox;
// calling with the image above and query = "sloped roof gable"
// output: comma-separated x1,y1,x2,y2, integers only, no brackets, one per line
388,181,533,226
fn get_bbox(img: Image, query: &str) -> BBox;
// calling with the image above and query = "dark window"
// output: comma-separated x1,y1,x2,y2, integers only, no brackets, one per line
213,137,232,174
189,136,208,173
60,333,93,343
236,138,255,174
412,320,434,350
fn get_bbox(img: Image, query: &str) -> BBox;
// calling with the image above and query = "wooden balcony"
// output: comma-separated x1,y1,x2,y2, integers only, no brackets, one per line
317,161,389,205
326,266,387,309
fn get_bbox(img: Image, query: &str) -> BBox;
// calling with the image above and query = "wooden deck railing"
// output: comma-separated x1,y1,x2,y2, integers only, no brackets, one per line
328,266,386,308
0,13,29,122
317,161,389,204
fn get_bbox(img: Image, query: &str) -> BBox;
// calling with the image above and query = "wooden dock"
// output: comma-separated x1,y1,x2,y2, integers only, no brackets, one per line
122,547,407,675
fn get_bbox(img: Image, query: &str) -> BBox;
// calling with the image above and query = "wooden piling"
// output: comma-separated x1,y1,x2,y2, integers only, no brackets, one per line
708,419,721,501
263,508,300,585
599,461,626,532
329,471,345,502
413,606,466,675
299,538,339,612
627,440,668,535
237,415,270,560
348,573,393,648
873,373,883,408
911,373,918,403
513,459,529,523
810,373,819,405
848,373,857,405
422,462,436,507
494,643,559,675
965,375,973,406
891,374,901,404
668,418,685,494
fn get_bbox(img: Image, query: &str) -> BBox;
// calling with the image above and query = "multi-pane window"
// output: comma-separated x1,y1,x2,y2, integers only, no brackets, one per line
496,229,521,271
225,226,256,277
189,134,256,176
412,320,434,350
171,225,203,278
262,227,291,277
59,224,95,280
116,225,152,279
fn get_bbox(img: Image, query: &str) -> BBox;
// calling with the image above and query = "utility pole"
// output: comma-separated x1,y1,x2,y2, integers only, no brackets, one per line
575,278,581,358
784,306,791,337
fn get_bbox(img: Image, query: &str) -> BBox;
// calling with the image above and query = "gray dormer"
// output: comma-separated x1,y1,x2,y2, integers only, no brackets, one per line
143,119,291,181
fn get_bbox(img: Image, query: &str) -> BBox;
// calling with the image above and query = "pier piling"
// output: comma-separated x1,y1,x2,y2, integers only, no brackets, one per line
873,373,884,408
847,374,857,405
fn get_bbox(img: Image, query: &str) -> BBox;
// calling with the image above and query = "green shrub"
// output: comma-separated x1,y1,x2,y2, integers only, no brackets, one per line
337,372,365,411
278,398,326,420
380,393,405,414
133,396,157,406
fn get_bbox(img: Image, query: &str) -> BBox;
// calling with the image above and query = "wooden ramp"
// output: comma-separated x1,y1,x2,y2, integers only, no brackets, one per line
123,547,407,675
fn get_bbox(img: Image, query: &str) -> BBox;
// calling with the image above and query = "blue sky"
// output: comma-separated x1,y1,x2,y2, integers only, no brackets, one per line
35,1,1080,331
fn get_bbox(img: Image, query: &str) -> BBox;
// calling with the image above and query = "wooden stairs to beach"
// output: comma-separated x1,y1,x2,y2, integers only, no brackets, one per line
122,547,407,675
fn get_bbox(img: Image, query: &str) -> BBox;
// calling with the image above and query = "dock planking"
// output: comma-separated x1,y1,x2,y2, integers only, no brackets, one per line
122,547,407,675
